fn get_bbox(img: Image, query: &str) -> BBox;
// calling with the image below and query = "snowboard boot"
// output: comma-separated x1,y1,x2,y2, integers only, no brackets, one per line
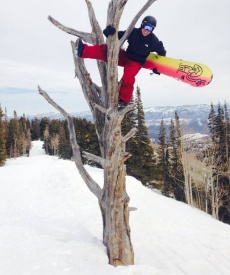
118,98,128,110
75,38,84,57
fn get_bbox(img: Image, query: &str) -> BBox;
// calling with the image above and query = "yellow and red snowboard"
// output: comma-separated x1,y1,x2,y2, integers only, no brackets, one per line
144,53,213,87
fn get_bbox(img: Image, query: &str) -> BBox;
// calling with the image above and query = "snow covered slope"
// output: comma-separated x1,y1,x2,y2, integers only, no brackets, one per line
0,141,230,275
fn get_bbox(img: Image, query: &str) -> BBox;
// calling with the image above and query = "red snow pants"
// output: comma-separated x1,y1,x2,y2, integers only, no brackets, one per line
81,44,142,103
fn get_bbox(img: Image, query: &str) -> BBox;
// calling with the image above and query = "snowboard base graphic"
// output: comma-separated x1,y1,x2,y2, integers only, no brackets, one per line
144,53,213,87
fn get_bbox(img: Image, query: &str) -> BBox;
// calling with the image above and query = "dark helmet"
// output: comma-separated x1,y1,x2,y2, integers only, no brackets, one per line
141,16,157,28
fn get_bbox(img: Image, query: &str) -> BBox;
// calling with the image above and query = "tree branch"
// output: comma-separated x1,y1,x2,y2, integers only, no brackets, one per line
82,151,112,168
71,42,103,111
85,0,104,44
93,103,107,114
38,85,102,199
107,0,128,26
70,41,105,143
123,128,137,142
48,15,93,44
118,103,136,115
84,0,108,97
38,85,69,117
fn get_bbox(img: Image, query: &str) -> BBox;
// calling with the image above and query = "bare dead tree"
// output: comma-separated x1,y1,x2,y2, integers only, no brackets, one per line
38,0,157,266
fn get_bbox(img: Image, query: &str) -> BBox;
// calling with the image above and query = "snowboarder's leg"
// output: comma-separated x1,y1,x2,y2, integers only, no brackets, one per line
81,44,108,61
118,49,126,67
75,39,108,61
76,38,128,67
119,59,142,103
76,38,129,68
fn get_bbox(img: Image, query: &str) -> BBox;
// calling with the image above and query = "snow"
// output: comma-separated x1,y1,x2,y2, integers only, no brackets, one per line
182,133,209,141
0,141,230,275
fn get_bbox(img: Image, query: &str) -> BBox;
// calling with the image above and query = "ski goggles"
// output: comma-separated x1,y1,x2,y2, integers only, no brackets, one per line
142,23,154,32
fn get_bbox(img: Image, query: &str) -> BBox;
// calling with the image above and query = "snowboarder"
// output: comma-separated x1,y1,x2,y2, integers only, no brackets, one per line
75,16,166,109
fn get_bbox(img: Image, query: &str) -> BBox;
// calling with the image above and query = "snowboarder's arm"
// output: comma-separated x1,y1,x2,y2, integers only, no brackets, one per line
155,41,166,56
151,34,166,56
103,26,126,41
118,31,125,40
103,25,116,37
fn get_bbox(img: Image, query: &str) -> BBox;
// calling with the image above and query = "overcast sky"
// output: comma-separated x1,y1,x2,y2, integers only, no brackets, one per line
0,0,229,116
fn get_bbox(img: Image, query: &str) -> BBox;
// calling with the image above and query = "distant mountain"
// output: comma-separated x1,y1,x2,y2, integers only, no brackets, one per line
144,104,213,140
26,111,93,122
26,104,229,141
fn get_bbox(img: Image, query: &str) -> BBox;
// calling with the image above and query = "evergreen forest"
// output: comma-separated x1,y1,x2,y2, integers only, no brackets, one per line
0,91,229,224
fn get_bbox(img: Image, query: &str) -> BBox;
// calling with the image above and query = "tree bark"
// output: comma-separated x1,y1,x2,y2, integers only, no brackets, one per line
40,0,156,266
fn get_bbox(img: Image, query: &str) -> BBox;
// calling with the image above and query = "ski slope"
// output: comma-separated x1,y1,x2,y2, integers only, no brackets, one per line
0,140,230,275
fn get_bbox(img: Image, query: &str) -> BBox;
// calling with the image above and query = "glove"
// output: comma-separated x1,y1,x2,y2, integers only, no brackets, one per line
152,68,160,75
103,25,116,37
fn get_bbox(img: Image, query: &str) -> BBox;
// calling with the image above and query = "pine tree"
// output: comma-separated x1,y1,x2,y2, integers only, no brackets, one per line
19,115,31,156
121,97,136,142
31,118,41,140
206,102,230,223
43,124,50,154
73,118,100,165
207,102,218,169
169,119,177,167
122,96,140,178
168,113,185,202
4,107,9,144
132,86,156,184
223,102,230,167
0,106,7,166
165,119,184,201
156,119,170,194
58,121,72,160
215,103,226,166
85,120,101,166
6,111,20,158
175,111,181,140
208,103,216,141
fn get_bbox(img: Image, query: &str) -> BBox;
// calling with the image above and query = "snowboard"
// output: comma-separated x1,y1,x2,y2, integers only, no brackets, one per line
143,53,213,87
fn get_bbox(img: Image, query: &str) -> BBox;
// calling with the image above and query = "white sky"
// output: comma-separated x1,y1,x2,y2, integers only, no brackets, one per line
0,0,229,116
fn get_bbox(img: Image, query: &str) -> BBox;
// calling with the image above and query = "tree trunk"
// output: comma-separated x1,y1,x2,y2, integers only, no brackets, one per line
39,0,157,267
100,115,134,265
100,167,134,265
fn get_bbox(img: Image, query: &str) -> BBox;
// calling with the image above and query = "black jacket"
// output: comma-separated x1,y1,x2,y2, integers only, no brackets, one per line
118,28,166,64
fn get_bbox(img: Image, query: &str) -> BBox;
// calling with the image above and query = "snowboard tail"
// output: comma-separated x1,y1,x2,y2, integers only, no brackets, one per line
144,53,213,87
